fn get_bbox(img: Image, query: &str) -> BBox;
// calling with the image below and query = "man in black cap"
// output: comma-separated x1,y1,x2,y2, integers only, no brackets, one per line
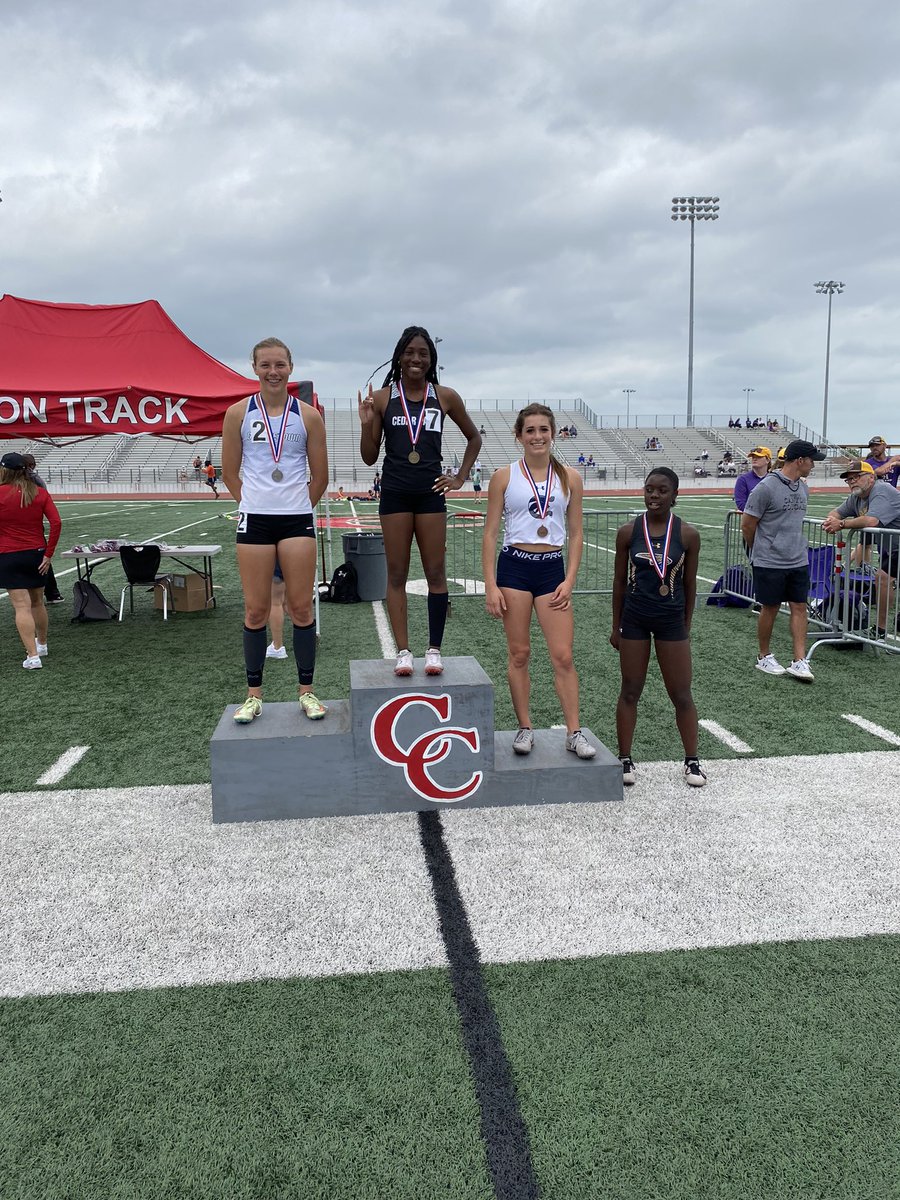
822,460,900,639
740,439,826,681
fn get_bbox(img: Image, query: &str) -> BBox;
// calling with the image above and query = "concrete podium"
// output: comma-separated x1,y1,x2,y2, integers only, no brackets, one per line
211,656,622,822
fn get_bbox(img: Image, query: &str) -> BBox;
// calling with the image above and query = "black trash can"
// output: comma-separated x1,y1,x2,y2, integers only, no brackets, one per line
341,531,387,601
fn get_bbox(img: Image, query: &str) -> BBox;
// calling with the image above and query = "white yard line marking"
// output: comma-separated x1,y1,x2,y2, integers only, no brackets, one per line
842,714,900,746
699,720,753,753
374,600,397,659
36,746,90,786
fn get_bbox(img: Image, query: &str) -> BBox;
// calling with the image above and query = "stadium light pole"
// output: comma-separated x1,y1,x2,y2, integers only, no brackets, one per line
814,282,843,444
743,387,754,422
622,388,635,427
671,196,719,428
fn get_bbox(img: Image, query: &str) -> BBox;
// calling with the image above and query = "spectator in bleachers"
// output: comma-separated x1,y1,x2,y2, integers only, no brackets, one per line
733,446,772,511
728,417,735,428
577,452,586,465
586,455,595,467
192,454,202,479
479,424,486,436
560,425,570,438
569,423,578,437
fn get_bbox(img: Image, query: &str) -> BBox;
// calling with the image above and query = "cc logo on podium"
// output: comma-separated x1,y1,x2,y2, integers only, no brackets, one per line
370,693,483,803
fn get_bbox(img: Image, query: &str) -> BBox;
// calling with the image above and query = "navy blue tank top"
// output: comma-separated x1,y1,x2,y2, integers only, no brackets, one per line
626,514,686,612
381,382,444,493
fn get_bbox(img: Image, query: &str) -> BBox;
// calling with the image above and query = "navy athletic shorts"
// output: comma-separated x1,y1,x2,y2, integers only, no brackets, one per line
496,547,565,598
619,601,688,642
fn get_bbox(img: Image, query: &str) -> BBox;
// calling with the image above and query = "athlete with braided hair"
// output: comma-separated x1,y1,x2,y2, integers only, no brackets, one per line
358,326,481,676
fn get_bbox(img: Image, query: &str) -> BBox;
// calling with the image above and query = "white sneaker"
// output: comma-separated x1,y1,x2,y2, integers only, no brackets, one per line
36,642,48,657
566,730,597,760
684,758,708,787
424,648,444,676
786,657,814,682
619,756,636,786
512,727,534,755
266,643,287,659
23,655,42,670
755,653,786,675
394,649,414,676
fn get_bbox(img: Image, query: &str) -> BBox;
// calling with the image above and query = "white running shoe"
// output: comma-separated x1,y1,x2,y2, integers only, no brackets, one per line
755,653,786,675
619,756,636,786
394,649,414,677
36,642,49,657
684,758,708,787
512,727,534,755
23,655,42,670
786,657,814,682
566,730,597,760
266,643,288,659
424,648,444,676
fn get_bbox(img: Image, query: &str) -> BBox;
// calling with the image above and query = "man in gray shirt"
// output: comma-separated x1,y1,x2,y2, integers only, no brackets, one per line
741,439,826,681
822,460,900,639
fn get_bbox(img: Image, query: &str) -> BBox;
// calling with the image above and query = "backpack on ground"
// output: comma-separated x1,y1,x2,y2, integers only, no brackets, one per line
319,561,360,604
706,564,753,608
71,579,116,622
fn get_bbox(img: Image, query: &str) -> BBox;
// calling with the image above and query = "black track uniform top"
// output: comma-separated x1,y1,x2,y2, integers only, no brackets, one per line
626,514,687,613
381,382,444,494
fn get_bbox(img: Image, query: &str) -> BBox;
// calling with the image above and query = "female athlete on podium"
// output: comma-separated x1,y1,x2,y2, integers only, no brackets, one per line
358,326,481,677
481,404,596,761
221,337,328,724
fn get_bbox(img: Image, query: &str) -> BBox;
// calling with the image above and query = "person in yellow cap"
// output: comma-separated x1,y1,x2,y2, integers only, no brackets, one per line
822,460,900,638
733,446,772,511
864,437,900,488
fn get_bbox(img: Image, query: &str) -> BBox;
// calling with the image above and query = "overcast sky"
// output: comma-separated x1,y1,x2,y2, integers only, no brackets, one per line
3,0,898,443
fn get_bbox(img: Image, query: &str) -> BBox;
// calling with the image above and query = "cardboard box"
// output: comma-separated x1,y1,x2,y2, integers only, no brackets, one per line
154,572,211,613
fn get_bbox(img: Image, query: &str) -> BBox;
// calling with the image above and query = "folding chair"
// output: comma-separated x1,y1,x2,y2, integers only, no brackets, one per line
118,545,175,621
807,543,836,622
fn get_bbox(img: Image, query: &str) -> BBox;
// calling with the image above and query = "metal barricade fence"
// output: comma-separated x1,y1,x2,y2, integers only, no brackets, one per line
721,509,900,654
445,508,636,598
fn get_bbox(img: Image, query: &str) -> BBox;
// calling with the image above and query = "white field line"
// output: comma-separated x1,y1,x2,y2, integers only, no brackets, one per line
373,601,396,659
36,746,90,786
699,720,753,753
841,714,900,746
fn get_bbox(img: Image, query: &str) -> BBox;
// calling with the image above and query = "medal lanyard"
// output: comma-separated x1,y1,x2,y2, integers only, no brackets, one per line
397,381,428,454
520,459,554,526
642,512,673,584
257,394,292,465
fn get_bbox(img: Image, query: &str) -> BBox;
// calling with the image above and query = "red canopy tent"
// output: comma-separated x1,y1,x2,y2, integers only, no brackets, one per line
0,295,316,441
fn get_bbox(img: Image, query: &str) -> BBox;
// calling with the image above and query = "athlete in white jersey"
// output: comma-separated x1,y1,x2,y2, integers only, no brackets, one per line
221,337,328,724
481,404,596,761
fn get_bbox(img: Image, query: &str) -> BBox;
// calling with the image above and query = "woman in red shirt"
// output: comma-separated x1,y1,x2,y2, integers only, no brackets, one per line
0,451,62,669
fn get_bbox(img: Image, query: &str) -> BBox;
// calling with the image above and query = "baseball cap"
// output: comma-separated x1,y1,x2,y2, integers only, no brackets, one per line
0,451,27,471
868,435,886,446
840,460,875,479
783,439,826,462
748,445,772,459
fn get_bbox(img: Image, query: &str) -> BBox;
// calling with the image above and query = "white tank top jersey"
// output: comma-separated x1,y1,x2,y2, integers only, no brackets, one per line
238,394,312,515
502,459,569,547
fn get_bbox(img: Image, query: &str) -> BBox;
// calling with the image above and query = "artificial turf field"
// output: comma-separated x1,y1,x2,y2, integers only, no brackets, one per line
3,494,900,1198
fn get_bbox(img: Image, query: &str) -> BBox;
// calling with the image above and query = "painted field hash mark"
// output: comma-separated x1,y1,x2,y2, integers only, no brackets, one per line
36,746,90,786
842,714,900,746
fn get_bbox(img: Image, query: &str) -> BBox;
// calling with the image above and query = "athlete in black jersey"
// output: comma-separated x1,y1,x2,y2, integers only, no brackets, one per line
610,468,706,788
358,326,481,677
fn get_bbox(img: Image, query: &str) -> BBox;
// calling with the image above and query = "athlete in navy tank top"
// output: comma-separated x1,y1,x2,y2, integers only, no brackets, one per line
610,467,706,789
358,326,481,678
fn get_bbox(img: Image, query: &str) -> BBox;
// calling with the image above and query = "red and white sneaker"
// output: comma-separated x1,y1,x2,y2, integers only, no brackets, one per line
424,648,444,675
394,649,414,676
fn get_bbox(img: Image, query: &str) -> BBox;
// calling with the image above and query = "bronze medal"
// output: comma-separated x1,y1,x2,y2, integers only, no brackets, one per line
271,468,283,482
659,584,669,596
537,525,548,538
408,451,420,464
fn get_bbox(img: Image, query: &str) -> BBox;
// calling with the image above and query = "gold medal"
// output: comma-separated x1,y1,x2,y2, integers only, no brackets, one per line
537,525,548,538
408,451,420,464
659,584,669,596
271,468,283,482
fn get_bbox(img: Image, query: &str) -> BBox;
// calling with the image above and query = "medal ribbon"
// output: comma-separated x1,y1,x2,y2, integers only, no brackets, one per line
519,459,554,525
257,394,292,464
397,381,429,453
642,512,674,584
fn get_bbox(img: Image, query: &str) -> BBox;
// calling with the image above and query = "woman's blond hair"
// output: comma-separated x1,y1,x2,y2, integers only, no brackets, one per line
513,403,570,497
0,467,37,506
